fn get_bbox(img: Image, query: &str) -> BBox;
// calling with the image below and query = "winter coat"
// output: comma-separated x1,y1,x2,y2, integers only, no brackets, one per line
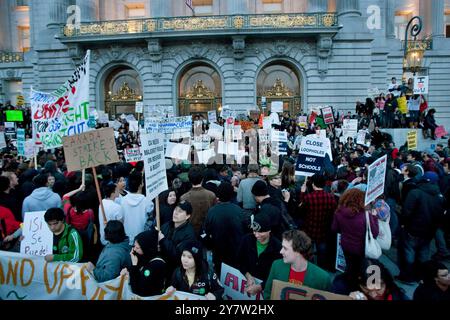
0,191,21,222
0,206,21,236
22,187,61,220
332,207,379,256
256,197,283,240
129,257,167,297
94,238,132,282
52,223,83,262
180,186,217,236
384,168,401,201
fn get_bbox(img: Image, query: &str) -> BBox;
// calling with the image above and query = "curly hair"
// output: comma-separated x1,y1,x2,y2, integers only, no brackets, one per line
338,189,365,214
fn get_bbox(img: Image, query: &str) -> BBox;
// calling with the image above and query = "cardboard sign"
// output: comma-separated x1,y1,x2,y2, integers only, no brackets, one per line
407,130,418,150
207,110,217,124
321,106,334,125
271,280,351,300
413,76,429,94
17,128,26,156
335,233,347,273
63,127,119,172
295,136,329,176
220,263,263,301
124,147,142,162
271,101,283,113
20,211,53,257
141,133,168,201
365,155,387,206
193,134,211,150
135,102,143,114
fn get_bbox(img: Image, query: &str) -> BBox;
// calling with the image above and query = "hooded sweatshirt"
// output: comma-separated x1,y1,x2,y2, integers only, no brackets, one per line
22,187,62,220
120,193,154,245
94,238,131,282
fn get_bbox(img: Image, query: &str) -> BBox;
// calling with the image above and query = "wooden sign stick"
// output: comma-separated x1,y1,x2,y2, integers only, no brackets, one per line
156,196,161,252
92,167,107,226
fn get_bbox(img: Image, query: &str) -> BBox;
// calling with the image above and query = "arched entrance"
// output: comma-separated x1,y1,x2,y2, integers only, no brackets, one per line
256,61,302,116
178,63,222,118
103,66,142,118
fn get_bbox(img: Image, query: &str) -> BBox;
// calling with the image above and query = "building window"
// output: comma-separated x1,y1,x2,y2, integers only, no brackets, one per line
16,0,29,7
446,12,450,38
262,0,283,13
125,3,145,19
394,11,412,40
192,0,213,15
18,26,30,52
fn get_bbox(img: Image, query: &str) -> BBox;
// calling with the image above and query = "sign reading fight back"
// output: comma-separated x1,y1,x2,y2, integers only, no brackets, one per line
62,127,119,172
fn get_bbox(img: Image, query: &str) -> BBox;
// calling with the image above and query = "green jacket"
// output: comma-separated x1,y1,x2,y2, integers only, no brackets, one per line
264,259,332,300
53,223,83,262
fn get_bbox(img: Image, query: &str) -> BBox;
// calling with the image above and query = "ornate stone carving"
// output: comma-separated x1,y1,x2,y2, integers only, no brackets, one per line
110,45,122,60
185,80,214,99
67,44,83,61
263,78,294,97
232,36,245,60
316,35,333,76
109,82,142,101
147,39,162,63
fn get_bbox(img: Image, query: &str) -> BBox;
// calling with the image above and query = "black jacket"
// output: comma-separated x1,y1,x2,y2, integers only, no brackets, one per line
170,263,224,299
401,177,418,204
384,168,401,202
203,202,245,269
256,197,283,240
401,181,446,240
160,220,197,271
414,283,450,301
0,192,21,222
129,257,167,297
236,234,282,289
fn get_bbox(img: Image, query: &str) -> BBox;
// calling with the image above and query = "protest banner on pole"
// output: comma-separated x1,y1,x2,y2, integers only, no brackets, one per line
220,263,263,300
365,154,387,206
0,251,207,300
295,136,329,176
407,130,417,150
413,76,429,94
320,106,334,125
270,280,351,300
20,211,53,257
124,147,142,162
17,128,25,156
31,51,91,149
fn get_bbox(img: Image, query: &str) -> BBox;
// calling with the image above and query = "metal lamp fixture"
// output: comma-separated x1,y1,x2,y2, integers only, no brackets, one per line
403,16,425,76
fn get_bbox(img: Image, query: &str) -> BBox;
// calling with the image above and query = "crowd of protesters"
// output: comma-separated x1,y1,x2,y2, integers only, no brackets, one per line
0,95,449,301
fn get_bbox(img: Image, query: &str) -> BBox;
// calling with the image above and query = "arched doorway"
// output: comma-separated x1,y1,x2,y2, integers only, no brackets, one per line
256,61,302,116
103,66,142,118
178,63,222,118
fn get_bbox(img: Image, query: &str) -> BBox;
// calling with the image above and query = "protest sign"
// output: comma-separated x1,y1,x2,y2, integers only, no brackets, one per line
220,263,263,300
20,211,53,257
342,119,358,131
97,111,109,124
124,147,142,162
207,110,217,123
128,120,139,132
144,105,174,118
272,141,288,156
271,130,288,142
0,131,6,149
0,251,206,300
31,51,91,149
4,122,15,135
161,117,192,139
365,154,387,206
297,116,308,129
271,280,351,300
17,128,25,156
357,129,370,147
335,234,347,273
165,142,191,160
141,133,168,201
220,105,233,119
413,76,429,94
207,123,224,139
295,136,329,176
233,125,242,141
407,130,417,150
193,134,211,150
125,114,136,123
6,110,24,122
263,117,272,130
196,148,215,164
218,141,238,155
25,139,35,159
135,101,143,114
321,106,334,125
62,127,119,172
271,101,283,113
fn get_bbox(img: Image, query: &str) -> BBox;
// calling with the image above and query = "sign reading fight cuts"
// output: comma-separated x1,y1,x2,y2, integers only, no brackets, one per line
295,136,329,176
62,127,119,172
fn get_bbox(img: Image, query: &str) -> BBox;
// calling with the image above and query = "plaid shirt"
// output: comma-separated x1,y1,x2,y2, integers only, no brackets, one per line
299,190,337,243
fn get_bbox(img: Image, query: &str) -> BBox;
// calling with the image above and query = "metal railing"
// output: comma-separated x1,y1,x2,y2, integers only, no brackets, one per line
0,52,25,63
62,13,338,37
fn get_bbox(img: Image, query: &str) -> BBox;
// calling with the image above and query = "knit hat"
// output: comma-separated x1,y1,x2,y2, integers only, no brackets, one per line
251,180,269,197
180,240,203,269
134,230,159,263
250,213,271,232
177,201,193,216
422,171,439,184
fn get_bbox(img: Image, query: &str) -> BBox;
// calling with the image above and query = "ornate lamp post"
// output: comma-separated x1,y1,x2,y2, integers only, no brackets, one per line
403,16,425,76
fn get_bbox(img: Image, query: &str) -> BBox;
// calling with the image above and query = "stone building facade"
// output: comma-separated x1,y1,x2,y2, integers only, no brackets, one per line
1,0,450,126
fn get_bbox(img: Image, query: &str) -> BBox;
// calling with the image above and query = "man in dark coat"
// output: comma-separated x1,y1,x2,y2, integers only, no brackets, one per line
202,182,245,275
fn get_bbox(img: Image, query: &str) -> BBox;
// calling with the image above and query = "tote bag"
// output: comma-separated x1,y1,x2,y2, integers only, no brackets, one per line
365,211,382,259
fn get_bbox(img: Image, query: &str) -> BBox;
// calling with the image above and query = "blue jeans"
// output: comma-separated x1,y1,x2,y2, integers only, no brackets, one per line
398,229,431,281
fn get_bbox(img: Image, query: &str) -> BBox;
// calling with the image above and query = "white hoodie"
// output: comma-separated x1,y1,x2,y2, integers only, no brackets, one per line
120,193,154,245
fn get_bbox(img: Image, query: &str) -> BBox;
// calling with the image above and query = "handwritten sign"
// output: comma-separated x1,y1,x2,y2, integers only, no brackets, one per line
63,127,119,172
413,76,429,94
220,263,263,300
207,110,217,123
17,128,26,156
135,102,143,114
124,147,142,162
271,280,351,300
407,130,417,150
141,133,168,201
365,155,387,206
321,106,334,125
20,211,53,257
165,142,191,160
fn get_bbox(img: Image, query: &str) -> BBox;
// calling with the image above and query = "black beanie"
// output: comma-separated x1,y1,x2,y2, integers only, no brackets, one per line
177,201,193,216
216,182,234,202
251,213,272,232
251,180,269,197
180,240,204,269
134,230,158,262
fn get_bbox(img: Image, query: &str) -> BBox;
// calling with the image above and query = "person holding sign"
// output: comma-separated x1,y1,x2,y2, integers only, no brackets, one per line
43,208,83,262
0,206,22,250
166,240,224,300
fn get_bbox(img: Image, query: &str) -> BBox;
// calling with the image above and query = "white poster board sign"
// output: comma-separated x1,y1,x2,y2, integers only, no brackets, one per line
20,211,53,257
413,76,429,95
135,101,143,114
165,142,191,160
271,101,283,113
271,130,288,142
124,147,143,162
207,123,224,139
128,120,139,132
141,133,168,201
207,110,217,123
220,263,263,300
365,155,387,206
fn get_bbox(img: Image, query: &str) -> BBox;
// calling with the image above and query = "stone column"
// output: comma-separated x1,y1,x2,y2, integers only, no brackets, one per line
308,0,328,13
77,0,98,22
47,0,70,29
432,0,445,39
336,0,360,17
385,0,395,39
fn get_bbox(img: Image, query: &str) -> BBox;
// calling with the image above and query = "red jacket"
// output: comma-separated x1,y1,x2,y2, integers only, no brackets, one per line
0,206,21,236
